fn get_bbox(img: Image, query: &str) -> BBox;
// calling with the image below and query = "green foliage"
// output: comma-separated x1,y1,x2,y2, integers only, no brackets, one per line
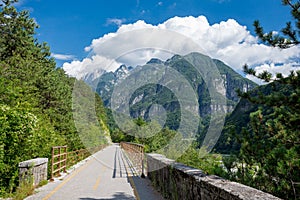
110,117,225,177
0,2,110,197
229,108,299,198
220,70,300,199
137,126,177,153
0,89,63,195
219,80,300,199
254,0,300,48
220,2,300,198
229,6,300,196
38,180,48,187
108,116,177,153
14,177,35,200
177,145,225,175
72,80,110,148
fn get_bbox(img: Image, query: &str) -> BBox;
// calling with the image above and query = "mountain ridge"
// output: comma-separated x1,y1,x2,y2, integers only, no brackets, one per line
89,52,258,149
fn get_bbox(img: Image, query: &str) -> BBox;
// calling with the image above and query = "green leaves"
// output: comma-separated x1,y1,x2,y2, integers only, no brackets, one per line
177,145,224,175
0,104,36,191
234,6,300,195
0,2,111,196
232,70,300,198
243,64,256,76
254,0,300,48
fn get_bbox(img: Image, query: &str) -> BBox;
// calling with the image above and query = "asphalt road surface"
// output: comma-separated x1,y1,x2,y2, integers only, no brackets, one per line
26,144,164,200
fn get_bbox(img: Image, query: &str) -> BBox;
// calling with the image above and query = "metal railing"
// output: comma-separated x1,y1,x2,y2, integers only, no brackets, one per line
51,146,67,180
66,145,107,168
120,142,145,178
51,145,107,180
66,148,90,169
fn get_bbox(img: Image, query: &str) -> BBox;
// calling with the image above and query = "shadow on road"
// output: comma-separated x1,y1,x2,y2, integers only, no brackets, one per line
130,176,165,200
79,192,135,200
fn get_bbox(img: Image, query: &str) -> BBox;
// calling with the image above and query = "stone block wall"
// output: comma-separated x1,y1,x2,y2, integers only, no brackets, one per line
147,153,281,200
19,158,48,187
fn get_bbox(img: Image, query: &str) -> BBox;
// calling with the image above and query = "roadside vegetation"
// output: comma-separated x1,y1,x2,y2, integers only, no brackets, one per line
0,1,108,198
0,0,299,199
109,1,300,199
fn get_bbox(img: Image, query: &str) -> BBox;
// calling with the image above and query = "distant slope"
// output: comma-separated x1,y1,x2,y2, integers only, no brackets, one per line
94,52,257,148
214,81,294,153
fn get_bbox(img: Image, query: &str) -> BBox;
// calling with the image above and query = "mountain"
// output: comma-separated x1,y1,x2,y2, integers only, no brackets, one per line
81,68,107,90
214,80,296,153
93,52,258,147
95,65,134,105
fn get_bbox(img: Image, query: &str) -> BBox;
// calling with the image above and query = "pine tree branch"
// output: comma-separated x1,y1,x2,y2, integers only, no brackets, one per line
283,0,297,10
254,1,300,48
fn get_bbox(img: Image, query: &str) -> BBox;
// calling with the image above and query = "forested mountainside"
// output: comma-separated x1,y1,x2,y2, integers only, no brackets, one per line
94,52,257,146
96,53,257,113
215,80,297,153
1,1,299,199
0,3,109,195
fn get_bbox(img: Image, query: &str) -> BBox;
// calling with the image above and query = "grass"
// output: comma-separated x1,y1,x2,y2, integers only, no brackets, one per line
38,180,48,187
13,179,48,200
13,180,35,200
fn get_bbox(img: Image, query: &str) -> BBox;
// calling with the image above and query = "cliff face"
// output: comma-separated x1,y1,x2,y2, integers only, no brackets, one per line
197,70,255,115
94,52,257,130
214,81,294,153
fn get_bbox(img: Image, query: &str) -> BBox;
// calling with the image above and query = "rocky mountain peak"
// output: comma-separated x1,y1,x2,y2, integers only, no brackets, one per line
146,58,164,65
115,64,133,79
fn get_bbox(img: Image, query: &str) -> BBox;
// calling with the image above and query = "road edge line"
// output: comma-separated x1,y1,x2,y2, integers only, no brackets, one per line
42,159,92,200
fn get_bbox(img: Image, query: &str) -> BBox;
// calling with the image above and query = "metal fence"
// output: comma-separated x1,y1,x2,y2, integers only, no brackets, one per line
51,145,107,180
51,146,67,180
120,142,145,178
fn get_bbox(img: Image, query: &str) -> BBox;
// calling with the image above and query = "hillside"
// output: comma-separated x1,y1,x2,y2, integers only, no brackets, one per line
0,3,110,196
94,52,257,147
214,79,297,153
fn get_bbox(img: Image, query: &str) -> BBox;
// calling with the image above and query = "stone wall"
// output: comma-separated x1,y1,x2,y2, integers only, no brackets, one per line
19,158,48,187
147,154,281,200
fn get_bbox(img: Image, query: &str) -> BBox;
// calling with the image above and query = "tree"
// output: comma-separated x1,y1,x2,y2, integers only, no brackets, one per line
0,1,110,196
254,0,300,49
232,1,300,199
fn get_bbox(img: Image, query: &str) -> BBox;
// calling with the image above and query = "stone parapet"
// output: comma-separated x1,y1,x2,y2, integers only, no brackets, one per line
147,153,281,200
19,158,48,187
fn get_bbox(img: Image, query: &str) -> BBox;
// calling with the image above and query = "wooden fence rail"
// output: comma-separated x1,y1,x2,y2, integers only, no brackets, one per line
51,146,67,180
120,142,145,178
51,144,107,180
66,148,90,169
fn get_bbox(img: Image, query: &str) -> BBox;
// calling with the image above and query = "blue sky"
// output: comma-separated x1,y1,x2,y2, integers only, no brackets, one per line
15,0,299,83
17,0,291,61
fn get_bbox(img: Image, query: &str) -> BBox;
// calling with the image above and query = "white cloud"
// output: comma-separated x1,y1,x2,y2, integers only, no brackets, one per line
63,15,300,84
63,55,121,79
157,1,163,6
51,53,75,61
246,62,300,84
106,18,126,27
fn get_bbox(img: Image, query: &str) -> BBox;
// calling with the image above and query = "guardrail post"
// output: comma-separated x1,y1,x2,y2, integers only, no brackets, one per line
58,147,61,176
141,146,145,178
51,147,54,181
64,146,67,173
